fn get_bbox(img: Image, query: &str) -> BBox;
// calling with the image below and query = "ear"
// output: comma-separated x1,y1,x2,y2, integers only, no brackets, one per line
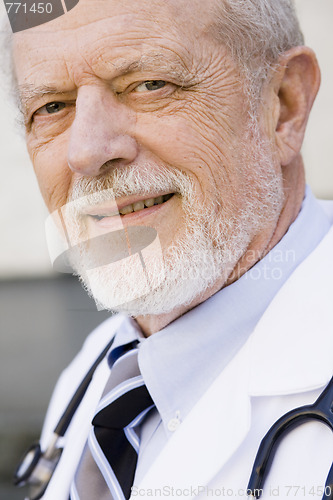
269,46,321,166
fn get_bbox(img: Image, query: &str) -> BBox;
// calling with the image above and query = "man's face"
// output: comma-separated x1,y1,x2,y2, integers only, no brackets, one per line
12,0,283,315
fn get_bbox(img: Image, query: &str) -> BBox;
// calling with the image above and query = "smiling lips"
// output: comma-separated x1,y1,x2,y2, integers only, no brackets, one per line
88,193,174,221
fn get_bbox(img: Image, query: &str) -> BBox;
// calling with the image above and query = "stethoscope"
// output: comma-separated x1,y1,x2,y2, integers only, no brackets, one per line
14,338,333,500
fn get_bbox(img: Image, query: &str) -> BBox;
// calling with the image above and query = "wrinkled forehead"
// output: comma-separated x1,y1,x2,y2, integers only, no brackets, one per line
12,0,218,58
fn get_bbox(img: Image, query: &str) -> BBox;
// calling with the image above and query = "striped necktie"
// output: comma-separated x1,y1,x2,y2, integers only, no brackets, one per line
70,341,154,500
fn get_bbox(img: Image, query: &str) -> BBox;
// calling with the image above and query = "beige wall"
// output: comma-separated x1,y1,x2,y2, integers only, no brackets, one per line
295,0,333,199
0,1,332,277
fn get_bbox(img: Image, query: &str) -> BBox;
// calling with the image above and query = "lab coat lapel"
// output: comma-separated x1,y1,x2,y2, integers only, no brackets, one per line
248,224,333,396
43,358,111,500
134,339,253,499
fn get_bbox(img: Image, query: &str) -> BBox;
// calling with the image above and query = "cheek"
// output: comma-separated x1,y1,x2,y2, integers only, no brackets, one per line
27,136,72,213
134,104,249,201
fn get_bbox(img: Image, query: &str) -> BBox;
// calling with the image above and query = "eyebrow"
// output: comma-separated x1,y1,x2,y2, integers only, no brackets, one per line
17,51,193,115
17,84,71,116
110,52,191,83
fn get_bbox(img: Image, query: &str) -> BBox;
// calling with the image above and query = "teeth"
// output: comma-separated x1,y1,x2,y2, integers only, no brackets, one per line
121,194,173,214
144,198,155,208
94,194,174,219
119,205,134,215
154,196,164,205
133,201,145,212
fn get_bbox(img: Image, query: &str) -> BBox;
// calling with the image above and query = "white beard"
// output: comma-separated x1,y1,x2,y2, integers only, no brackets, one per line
64,122,284,317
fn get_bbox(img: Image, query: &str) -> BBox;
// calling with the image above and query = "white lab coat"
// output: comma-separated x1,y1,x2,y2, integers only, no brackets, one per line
40,202,333,500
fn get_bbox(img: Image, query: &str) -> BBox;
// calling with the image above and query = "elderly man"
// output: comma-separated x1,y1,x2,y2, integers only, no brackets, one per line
11,0,332,499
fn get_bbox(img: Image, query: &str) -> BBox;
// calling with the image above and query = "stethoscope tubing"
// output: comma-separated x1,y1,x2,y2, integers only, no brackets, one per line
248,377,333,499
54,336,115,437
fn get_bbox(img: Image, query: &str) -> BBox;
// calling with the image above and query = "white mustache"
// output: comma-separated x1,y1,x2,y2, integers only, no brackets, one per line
67,164,194,206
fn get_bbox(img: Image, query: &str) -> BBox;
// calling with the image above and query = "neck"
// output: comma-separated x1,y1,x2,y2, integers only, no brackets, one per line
136,156,305,336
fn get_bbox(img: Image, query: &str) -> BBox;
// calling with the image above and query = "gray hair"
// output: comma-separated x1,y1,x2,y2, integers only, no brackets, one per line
0,14,17,103
213,0,304,99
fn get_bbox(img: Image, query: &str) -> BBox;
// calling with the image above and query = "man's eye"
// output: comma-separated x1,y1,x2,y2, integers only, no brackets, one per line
134,80,167,93
35,102,66,116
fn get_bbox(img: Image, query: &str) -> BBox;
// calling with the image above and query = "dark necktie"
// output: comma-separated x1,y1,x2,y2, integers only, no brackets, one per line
70,341,154,500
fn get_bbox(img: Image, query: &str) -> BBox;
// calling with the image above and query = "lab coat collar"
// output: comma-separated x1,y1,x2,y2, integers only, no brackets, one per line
248,223,333,396
134,225,333,499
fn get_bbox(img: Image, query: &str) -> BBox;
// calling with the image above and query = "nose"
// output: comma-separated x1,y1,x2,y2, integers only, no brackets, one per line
67,86,138,176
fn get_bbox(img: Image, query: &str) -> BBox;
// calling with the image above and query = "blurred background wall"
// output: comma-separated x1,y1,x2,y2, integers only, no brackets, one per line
0,1,332,498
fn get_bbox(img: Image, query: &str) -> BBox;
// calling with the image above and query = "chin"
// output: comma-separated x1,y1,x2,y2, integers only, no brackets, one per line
73,227,240,316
